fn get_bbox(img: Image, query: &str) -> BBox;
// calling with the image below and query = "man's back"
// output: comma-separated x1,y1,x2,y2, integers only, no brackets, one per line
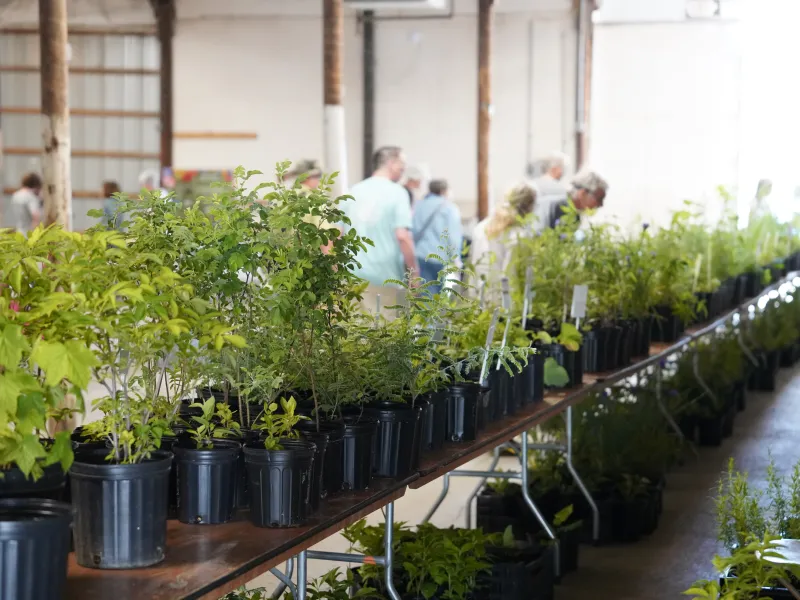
342,176,412,285
10,188,39,232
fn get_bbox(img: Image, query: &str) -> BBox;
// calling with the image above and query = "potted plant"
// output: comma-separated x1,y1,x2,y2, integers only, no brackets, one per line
69,232,237,569
245,397,316,527
173,397,242,524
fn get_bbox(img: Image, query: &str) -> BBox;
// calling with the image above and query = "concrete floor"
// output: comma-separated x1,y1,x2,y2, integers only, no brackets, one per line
243,366,800,598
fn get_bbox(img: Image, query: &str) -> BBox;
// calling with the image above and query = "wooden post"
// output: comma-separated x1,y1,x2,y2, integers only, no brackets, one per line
39,0,72,229
477,0,493,221
323,0,348,194
575,0,589,169
152,0,175,175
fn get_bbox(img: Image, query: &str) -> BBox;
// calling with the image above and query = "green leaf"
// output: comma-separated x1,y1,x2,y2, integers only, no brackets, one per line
543,357,570,387
0,325,29,368
31,340,98,388
0,371,37,416
224,334,247,349
44,431,74,473
10,434,47,477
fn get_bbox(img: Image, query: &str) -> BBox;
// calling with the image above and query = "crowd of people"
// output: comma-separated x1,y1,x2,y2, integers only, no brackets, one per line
6,150,609,316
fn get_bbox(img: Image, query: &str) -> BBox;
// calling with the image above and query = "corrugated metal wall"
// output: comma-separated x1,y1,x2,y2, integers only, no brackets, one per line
0,29,160,230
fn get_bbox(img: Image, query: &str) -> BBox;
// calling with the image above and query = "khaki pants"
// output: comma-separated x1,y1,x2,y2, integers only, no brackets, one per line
360,284,406,321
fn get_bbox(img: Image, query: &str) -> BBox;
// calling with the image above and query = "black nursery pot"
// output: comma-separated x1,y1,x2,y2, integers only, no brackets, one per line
365,402,421,479
634,316,653,357
444,382,484,442
294,421,330,511
490,367,516,419
480,542,555,600
71,449,172,569
0,498,72,600
581,327,607,373
317,421,346,498
244,439,316,528
651,306,684,343
748,350,781,392
418,391,447,453
513,356,542,408
341,416,378,492
543,344,583,387
0,462,67,501
173,439,241,525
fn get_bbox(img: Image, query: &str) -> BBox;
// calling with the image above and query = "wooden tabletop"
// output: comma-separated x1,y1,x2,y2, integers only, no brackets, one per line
65,476,414,600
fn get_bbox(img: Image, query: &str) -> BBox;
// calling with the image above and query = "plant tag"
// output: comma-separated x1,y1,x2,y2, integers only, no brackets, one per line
521,266,533,329
479,308,500,385
501,277,511,311
570,284,588,320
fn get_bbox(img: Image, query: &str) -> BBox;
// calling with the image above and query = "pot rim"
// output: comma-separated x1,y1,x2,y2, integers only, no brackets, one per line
71,449,173,480
0,498,72,536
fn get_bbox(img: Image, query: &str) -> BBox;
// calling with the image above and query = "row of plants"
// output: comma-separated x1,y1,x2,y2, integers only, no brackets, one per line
2,164,799,599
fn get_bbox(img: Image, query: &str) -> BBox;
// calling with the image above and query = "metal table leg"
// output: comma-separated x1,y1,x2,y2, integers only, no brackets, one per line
421,472,450,524
564,405,600,542
520,433,560,576
269,558,296,599
464,446,502,527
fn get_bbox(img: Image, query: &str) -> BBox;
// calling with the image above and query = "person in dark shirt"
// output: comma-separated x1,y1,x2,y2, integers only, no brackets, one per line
545,169,608,229
403,165,425,206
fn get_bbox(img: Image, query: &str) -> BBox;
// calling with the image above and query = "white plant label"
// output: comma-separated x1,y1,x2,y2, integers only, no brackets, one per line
570,284,588,320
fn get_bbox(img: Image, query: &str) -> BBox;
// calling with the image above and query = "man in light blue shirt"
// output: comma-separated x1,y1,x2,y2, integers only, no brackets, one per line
412,179,462,295
341,146,419,317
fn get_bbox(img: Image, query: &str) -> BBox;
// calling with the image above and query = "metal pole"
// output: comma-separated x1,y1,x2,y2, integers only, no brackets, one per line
361,10,375,179
575,0,587,168
464,446,502,528
38,0,72,229
520,433,560,576
296,550,307,600
269,558,297,600
323,0,348,194
422,472,451,523
384,502,401,600
564,405,600,542
477,0,493,220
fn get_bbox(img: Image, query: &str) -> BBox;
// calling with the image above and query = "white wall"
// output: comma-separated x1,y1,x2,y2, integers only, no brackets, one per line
589,1,743,228
170,0,577,220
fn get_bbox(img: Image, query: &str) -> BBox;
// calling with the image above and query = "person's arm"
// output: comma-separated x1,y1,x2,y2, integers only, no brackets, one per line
29,195,42,229
396,228,419,281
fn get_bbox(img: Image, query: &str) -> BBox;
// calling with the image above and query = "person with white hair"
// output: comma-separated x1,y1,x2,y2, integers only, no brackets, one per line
542,169,609,229
535,151,570,196
403,165,427,206
138,169,168,198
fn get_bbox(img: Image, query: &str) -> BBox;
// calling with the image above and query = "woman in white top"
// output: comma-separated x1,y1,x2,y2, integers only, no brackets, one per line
469,182,537,299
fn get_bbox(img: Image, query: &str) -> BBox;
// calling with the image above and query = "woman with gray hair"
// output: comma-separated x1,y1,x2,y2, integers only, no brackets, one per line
543,169,608,229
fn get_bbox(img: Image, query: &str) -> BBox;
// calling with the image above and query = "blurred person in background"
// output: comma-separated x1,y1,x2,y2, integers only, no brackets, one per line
542,169,608,229
139,169,167,198
412,179,462,295
749,178,773,222
403,165,426,206
341,146,417,318
10,172,42,233
101,181,123,229
534,151,570,197
470,182,537,296
287,159,337,254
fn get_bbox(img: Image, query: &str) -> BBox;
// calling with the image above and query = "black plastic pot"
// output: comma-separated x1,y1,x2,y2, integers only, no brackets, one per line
294,422,330,511
743,270,765,298
232,428,260,509
722,404,736,439
71,449,172,569
543,344,583,388
530,351,544,403
173,439,241,525
244,439,316,527
418,391,447,453
0,462,67,500
444,382,483,442
616,320,634,367
651,306,684,343
748,350,780,392
634,316,653,357
490,367,516,419
0,498,72,600
611,495,647,543
581,327,606,373
342,416,378,491
365,402,421,479
480,543,555,600
697,413,725,447
513,357,540,408
318,421,346,498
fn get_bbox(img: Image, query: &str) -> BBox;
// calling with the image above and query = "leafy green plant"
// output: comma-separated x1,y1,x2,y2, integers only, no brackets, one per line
184,397,241,448
251,397,308,450
284,568,380,600
220,586,269,600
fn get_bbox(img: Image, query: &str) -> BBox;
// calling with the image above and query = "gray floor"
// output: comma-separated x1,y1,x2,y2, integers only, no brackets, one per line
556,366,800,600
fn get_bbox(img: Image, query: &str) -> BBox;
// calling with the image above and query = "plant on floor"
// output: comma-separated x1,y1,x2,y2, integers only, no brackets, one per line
183,397,241,448
220,586,269,600
684,535,800,599
284,568,381,600
251,397,307,450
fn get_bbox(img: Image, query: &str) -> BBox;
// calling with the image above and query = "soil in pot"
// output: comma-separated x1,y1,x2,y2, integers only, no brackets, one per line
444,382,483,442
294,421,330,511
365,401,421,479
0,498,72,600
244,439,316,527
174,438,241,525
71,448,172,569
342,415,378,491
418,391,447,454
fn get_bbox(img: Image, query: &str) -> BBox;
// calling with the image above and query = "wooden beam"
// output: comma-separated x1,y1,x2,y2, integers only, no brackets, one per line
39,0,72,231
0,65,159,76
173,131,258,140
152,0,175,174
362,10,375,180
5,147,160,160
0,106,159,118
0,27,155,36
3,187,136,199
477,0,493,221
323,0,347,193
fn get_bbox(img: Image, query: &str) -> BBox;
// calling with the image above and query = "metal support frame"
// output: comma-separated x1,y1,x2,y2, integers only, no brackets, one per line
269,559,296,600
299,501,401,600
